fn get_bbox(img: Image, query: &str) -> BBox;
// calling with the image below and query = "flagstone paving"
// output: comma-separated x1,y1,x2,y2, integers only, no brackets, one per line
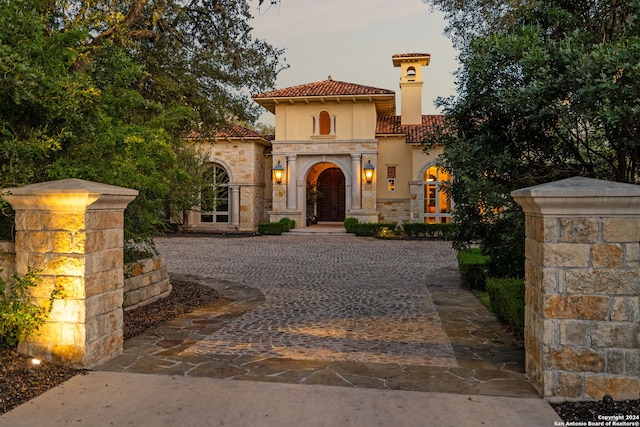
99,235,538,397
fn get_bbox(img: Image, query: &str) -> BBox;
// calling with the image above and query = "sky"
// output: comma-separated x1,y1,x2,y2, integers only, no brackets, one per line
249,0,460,125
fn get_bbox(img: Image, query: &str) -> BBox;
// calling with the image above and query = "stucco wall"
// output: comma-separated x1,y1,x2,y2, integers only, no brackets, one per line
275,102,378,141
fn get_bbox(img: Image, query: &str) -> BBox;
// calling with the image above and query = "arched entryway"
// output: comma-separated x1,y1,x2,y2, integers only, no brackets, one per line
316,167,346,222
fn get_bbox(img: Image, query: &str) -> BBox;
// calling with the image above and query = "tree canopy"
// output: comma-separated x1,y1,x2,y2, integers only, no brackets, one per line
424,0,640,277
0,0,286,252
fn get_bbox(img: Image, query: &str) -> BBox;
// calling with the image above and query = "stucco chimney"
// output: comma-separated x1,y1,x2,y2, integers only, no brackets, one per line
393,53,430,125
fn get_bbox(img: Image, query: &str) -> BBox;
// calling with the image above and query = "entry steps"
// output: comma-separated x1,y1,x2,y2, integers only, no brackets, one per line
287,222,352,236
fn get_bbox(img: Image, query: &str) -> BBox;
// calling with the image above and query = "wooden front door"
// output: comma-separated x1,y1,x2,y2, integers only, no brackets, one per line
317,168,345,222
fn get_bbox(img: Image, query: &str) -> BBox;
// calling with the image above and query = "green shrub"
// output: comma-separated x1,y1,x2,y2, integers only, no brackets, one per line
0,270,55,349
279,218,295,231
486,277,525,339
351,222,397,237
344,217,358,233
258,222,284,235
457,248,489,290
402,222,456,239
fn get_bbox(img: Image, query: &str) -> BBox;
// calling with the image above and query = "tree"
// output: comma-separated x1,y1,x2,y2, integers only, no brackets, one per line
0,0,286,252
423,0,526,49
49,0,286,130
424,0,640,277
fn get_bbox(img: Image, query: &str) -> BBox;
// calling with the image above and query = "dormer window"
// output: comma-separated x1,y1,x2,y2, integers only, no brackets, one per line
313,110,336,136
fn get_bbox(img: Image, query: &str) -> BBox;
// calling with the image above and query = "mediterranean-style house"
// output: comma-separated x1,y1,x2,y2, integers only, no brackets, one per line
183,53,451,232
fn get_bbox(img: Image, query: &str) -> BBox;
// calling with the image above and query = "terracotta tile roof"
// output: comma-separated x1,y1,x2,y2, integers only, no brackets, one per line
253,78,394,99
376,115,445,143
392,53,431,60
392,53,431,67
213,124,265,139
186,123,268,141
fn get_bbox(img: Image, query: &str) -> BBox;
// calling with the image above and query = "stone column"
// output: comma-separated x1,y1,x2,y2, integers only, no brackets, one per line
2,178,137,367
409,181,424,222
230,185,240,228
351,154,362,210
512,177,640,400
286,155,297,210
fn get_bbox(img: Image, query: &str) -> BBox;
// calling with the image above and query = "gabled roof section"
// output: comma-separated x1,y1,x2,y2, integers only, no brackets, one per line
254,78,394,98
252,78,396,115
376,115,445,144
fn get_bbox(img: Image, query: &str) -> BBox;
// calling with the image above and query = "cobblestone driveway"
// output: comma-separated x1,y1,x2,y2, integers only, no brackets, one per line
155,235,458,367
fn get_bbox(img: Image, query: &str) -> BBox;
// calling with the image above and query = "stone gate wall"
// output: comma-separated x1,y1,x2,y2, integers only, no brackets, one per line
2,179,138,367
123,256,171,311
512,177,640,401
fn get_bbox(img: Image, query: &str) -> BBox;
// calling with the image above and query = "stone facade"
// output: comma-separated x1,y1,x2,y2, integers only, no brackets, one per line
185,135,269,232
512,177,640,401
378,199,410,224
0,241,15,283
123,256,171,311
2,179,137,367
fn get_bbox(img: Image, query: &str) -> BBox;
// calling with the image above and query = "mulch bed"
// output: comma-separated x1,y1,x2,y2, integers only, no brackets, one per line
1,279,638,420
551,398,639,422
0,279,219,415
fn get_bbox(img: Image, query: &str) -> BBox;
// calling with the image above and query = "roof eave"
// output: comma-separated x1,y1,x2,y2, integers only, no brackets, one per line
254,93,395,112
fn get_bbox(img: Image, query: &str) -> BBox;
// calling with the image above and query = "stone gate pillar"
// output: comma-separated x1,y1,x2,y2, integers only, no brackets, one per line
2,178,137,367
512,177,640,400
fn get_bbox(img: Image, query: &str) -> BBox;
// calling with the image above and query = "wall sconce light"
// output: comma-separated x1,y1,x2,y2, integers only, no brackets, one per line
363,160,375,184
273,160,284,184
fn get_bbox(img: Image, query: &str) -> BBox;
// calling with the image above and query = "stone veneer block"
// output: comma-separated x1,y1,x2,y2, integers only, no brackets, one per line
512,177,640,401
2,179,137,367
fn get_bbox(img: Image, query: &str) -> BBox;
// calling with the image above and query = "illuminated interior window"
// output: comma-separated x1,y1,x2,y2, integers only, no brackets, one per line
200,163,230,224
423,165,452,223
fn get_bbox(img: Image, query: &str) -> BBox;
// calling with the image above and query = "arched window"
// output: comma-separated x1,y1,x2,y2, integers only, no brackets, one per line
201,163,229,223
319,111,331,135
423,165,452,223
407,66,416,78
313,111,336,136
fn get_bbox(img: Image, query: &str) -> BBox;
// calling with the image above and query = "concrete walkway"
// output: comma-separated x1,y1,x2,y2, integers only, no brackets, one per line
0,235,562,426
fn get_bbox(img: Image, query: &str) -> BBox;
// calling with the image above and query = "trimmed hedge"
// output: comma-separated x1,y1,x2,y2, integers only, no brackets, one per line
402,222,456,239
344,217,358,233
457,248,490,290
352,222,398,237
258,222,284,235
279,217,295,231
486,277,525,339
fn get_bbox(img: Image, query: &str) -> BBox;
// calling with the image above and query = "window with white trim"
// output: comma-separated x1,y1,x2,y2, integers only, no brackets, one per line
423,165,452,223
200,163,230,223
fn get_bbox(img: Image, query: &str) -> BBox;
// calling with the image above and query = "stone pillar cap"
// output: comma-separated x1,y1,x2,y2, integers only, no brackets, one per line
511,176,640,216
2,178,138,211
2,178,138,196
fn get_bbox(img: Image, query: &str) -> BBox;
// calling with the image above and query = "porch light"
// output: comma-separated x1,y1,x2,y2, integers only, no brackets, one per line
363,160,375,184
273,160,284,184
